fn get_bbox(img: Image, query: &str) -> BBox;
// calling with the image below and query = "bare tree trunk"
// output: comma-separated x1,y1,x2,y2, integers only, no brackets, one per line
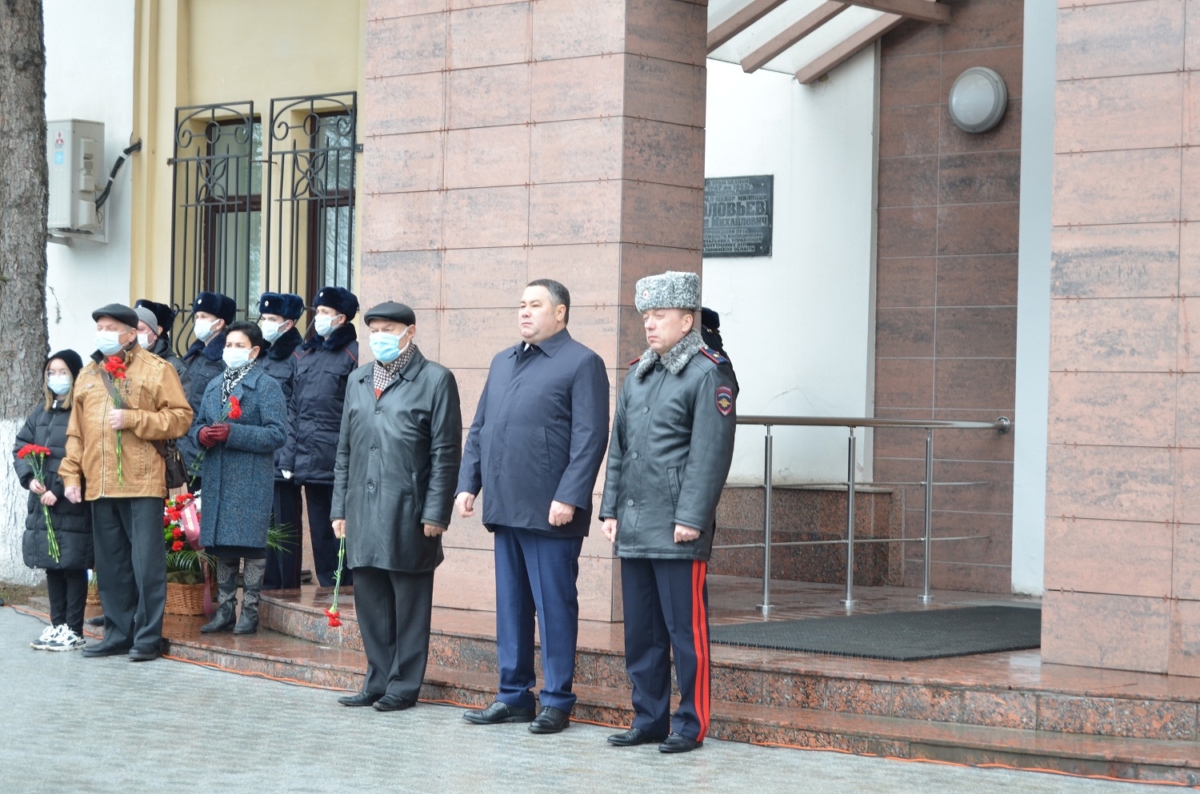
0,0,49,584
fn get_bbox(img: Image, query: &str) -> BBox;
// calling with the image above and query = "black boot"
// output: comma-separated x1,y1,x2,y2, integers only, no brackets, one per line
200,558,239,633
234,558,266,635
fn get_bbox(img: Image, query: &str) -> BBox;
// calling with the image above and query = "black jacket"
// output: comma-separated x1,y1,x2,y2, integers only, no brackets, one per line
600,331,737,562
177,333,227,472
261,327,303,481
149,334,191,398
13,402,93,571
457,329,610,537
331,349,462,573
280,323,358,485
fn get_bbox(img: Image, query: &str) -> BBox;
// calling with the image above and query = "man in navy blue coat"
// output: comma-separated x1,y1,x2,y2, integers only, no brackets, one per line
457,279,610,735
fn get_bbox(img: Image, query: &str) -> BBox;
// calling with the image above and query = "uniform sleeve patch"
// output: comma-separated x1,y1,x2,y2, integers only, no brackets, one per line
716,385,734,416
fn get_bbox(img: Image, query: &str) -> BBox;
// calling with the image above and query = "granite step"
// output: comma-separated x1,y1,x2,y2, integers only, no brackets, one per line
258,592,1200,746
159,622,1198,786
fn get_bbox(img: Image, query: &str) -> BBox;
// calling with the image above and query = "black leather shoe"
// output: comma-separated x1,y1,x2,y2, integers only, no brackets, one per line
373,694,415,712
528,706,570,734
85,615,105,627
463,701,535,725
338,692,382,707
608,728,668,747
81,641,130,658
128,646,161,662
659,733,702,754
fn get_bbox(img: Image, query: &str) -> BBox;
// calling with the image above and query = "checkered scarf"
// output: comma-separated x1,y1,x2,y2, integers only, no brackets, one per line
372,343,418,394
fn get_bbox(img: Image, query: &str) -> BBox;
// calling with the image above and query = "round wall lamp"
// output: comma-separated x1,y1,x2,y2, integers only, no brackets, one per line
948,67,1008,133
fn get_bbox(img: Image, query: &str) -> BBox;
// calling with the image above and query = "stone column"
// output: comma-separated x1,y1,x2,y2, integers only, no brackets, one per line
1044,0,1199,675
358,0,707,621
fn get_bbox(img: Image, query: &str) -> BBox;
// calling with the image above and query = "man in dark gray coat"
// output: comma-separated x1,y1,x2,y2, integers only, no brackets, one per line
456,279,610,735
331,302,462,712
600,271,737,754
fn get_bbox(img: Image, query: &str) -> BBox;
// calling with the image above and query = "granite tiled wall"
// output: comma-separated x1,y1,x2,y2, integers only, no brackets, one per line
872,0,1023,594
358,0,707,621
1043,0,1200,677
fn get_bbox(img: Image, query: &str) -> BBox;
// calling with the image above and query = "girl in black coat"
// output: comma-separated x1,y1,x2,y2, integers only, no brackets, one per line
13,350,94,651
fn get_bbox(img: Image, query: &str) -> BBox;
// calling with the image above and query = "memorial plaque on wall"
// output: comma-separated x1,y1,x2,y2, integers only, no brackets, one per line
703,175,773,257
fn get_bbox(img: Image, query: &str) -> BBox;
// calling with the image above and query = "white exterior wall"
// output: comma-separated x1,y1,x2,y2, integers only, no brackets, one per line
703,53,878,484
44,0,135,354
1011,2,1057,596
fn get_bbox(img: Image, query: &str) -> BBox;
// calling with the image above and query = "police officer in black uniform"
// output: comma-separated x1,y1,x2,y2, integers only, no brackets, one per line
600,271,737,754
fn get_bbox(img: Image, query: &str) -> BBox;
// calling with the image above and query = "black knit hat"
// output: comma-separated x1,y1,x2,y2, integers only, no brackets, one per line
363,301,416,326
135,299,177,334
47,349,84,380
258,292,304,321
193,291,237,325
313,286,359,321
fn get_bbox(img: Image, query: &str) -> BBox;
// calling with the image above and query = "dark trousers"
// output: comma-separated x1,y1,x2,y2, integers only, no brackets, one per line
353,566,434,702
91,497,168,651
621,557,711,742
265,480,304,590
493,527,584,714
46,569,87,636
303,483,350,587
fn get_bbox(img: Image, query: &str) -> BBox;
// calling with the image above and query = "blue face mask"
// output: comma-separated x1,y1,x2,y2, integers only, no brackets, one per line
313,314,339,338
96,330,124,356
260,319,285,343
370,331,410,364
47,374,72,396
222,347,253,369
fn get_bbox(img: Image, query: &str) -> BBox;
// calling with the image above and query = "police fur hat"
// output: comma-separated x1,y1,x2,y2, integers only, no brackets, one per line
313,285,359,321
258,292,304,321
363,301,416,326
634,271,701,313
47,349,84,380
91,303,139,329
193,291,237,325
135,299,177,333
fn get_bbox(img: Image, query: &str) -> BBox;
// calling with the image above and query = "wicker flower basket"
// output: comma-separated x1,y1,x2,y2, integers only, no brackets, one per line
165,582,207,616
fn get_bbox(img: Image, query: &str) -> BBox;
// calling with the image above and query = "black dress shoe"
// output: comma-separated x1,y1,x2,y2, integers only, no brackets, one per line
338,692,383,707
85,615,105,627
608,728,668,747
528,706,570,734
373,694,415,712
463,701,535,725
81,641,130,658
659,733,702,754
128,646,161,662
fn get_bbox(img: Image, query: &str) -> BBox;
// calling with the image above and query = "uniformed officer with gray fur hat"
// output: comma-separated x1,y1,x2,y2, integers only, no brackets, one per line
600,271,737,754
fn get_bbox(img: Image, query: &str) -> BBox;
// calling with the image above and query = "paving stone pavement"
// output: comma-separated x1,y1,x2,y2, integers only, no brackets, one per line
0,607,1156,794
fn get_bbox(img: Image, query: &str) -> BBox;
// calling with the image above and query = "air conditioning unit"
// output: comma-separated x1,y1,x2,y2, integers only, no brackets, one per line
47,119,105,241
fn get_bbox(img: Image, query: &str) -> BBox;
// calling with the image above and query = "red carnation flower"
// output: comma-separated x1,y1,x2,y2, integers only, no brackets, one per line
226,395,242,421
324,608,342,628
171,527,183,539
171,540,185,552
16,444,35,459
166,507,182,521
163,515,172,527
103,356,127,380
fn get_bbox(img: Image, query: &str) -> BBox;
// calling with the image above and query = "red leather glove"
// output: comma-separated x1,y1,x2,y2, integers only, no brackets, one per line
208,423,231,443
198,426,217,448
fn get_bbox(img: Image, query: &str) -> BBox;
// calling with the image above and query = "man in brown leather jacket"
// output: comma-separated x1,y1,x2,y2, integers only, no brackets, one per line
60,303,192,662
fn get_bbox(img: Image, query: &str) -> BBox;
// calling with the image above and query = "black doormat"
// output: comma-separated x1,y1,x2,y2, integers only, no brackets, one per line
710,605,1041,661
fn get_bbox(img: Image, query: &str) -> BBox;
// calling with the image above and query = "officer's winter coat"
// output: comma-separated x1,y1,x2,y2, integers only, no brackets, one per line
260,327,303,481
280,323,358,485
600,330,737,561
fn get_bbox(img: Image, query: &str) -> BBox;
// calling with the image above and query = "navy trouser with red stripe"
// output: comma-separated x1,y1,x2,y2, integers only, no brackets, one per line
620,557,711,742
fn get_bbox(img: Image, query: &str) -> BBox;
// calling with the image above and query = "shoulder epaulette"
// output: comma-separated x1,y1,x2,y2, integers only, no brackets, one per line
628,357,641,368
700,347,728,365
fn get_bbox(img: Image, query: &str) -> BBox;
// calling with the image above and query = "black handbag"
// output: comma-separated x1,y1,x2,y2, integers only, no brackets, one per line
99,366,188,490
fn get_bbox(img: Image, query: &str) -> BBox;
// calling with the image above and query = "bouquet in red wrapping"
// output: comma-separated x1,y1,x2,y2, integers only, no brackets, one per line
17,444,59,562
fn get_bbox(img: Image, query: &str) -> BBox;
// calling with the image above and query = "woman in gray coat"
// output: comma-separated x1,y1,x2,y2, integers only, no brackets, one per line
331,302,462,712
189,321,287,635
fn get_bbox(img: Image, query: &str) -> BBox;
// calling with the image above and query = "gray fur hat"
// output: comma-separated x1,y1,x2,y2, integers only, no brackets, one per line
634,271,701,313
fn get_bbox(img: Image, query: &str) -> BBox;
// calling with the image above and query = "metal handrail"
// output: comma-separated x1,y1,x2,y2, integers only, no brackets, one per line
731,415,1011,615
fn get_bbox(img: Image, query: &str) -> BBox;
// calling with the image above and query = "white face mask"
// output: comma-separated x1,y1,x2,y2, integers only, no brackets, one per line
47,374,72,396
195,318,217,342
138,332,153,350
260,319,286,343
97,330,124,356
313,314,338,338
222,347,253,369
